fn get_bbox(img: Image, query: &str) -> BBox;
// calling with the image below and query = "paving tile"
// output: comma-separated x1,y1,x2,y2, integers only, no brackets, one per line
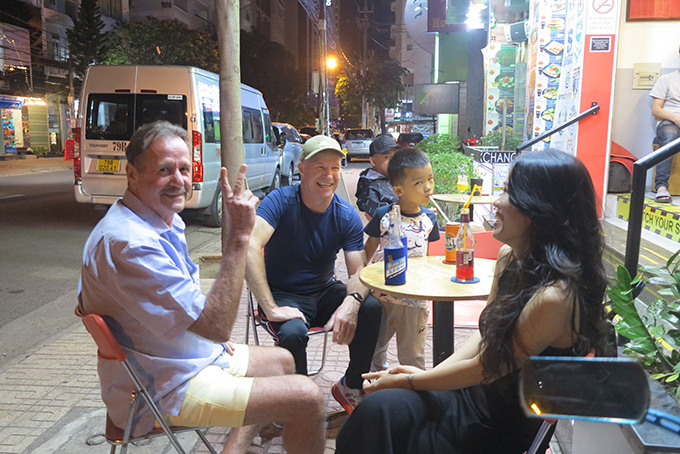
0,385,51,405
10,406,69,429
0,426,39,453
0,408,19,427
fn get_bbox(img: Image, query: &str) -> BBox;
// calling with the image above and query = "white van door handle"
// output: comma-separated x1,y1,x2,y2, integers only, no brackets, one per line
262,147,266,156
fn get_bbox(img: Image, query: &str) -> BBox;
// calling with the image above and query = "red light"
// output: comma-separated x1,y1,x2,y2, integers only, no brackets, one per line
73,128,81,178
192,130,203,182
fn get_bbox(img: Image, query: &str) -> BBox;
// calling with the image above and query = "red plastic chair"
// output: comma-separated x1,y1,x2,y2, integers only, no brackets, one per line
427,230,504,328
75,307,217,454
427,230,503,261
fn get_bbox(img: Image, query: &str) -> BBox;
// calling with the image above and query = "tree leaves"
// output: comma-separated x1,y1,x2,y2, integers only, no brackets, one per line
608,262,680,395
335,59,406,132
67,0,109,79
105,18,219,73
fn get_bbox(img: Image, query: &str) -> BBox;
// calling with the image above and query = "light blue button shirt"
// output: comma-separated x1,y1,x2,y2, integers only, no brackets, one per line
78,190,225,436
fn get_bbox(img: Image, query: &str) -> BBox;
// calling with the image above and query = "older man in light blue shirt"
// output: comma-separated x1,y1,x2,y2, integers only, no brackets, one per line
78,121,326,454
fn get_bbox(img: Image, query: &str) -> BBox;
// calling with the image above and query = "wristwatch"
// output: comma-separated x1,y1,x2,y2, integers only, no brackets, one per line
348,292,364,303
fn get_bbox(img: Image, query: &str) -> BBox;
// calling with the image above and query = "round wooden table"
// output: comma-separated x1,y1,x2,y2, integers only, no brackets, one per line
360,256,496,365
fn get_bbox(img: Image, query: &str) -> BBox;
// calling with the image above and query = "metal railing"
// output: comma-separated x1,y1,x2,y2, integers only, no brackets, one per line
516,102,600,152
624,136,680,278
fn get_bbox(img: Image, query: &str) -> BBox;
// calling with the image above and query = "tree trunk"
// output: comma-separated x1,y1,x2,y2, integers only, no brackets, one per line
379,108,386,135
215,0,243,244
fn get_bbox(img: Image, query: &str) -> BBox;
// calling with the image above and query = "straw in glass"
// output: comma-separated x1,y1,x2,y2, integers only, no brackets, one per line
429,195,451,224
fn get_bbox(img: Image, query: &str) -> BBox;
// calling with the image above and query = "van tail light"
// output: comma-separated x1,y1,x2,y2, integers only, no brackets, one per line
192,130,203,182
73,127,81,178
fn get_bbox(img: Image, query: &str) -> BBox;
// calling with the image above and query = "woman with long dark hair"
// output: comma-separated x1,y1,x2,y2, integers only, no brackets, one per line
336,149,610,454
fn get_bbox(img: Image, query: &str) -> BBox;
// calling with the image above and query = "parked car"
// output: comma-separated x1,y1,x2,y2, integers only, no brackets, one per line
299,133,312,143
397,132,424,148
273,122,303,185
343,128,375,161
300,126,320,137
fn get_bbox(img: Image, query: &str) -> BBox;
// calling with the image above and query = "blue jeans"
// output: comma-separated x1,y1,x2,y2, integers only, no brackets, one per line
655,120,680,190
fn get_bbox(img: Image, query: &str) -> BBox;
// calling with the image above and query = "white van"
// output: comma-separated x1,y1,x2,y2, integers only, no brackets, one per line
73,65,281,226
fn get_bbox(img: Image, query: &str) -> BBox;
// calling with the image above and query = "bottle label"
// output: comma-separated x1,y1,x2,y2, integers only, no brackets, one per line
456,249,475,281
385,246,407,285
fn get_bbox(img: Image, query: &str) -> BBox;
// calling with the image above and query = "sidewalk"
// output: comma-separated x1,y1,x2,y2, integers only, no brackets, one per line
0,162,476,454
0,155,73,178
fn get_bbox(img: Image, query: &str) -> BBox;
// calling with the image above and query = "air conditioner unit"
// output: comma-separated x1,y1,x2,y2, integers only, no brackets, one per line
504,0,530,13
504,21,528,43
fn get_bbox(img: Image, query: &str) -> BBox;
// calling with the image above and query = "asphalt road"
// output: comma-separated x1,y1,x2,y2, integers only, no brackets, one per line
0,161,367,369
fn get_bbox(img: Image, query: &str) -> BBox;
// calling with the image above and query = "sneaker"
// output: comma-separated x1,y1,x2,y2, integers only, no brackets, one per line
331,376,364,414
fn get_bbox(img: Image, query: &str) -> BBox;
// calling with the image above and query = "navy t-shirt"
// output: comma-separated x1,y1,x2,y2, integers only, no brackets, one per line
256,184,364,293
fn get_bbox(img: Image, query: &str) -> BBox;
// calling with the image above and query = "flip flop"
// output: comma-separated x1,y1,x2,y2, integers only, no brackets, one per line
656,189,672,203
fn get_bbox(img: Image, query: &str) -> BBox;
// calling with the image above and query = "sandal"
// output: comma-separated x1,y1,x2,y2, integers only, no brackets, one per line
656,189,672,203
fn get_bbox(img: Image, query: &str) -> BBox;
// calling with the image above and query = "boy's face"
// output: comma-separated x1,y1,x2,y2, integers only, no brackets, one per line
369,148,396,176
393,163,435,208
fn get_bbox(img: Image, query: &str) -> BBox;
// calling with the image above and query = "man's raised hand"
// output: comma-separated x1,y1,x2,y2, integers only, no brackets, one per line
220,165,258,239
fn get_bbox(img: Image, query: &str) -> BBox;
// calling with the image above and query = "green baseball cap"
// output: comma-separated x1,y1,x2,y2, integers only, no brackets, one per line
300,135,346,162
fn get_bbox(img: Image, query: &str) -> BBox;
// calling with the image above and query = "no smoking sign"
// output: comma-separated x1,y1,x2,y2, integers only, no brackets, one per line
593,0,615,14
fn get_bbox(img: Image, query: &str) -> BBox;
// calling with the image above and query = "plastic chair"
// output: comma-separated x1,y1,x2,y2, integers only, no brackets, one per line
75,307,217,454
427,230,503,261
427,231,504,328
244,290,329,376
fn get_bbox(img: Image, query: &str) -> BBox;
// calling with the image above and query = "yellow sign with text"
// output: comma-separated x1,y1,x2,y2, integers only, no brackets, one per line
617,195,680,242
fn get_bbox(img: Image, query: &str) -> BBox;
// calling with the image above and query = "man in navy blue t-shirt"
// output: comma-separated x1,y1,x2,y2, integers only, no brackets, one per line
246,135,382,415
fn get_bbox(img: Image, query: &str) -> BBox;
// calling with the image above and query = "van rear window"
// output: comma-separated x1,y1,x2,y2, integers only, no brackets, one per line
345,130,373,140
85,94,188,140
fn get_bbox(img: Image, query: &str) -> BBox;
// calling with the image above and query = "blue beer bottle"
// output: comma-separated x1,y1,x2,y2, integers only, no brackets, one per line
385,205,407,285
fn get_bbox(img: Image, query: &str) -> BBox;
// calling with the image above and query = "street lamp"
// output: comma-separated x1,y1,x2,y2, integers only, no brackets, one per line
326,56,337,70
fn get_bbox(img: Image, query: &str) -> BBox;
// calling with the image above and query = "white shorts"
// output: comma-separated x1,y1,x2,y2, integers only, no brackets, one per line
164,343,253,428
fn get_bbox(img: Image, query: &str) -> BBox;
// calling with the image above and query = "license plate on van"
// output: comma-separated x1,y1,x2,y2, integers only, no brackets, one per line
97,159,120,172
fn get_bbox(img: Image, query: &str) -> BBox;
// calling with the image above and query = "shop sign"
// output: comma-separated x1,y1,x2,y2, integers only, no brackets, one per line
413,84,459,115
0,96,22,110
478,150,517,163
428,0,466,32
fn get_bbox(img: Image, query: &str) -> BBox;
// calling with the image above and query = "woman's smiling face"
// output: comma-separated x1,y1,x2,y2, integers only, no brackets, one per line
492,178,533,255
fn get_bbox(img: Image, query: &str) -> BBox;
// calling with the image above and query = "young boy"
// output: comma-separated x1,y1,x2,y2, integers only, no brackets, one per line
355,134,400,219
364,147,440,370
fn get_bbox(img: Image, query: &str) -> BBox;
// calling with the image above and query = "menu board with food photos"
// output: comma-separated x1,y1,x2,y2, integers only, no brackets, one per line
484,31,517,135
525,0,586,152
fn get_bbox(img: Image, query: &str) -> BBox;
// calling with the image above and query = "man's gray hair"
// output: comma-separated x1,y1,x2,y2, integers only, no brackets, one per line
126,121,190,168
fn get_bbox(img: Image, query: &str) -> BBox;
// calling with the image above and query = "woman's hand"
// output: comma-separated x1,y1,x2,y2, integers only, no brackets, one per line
361,365,425,394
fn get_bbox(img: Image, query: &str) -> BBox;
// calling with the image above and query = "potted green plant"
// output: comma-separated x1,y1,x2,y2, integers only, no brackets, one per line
417,133,477,225
479,127,523,151
608,255,680,401
584,257,680,454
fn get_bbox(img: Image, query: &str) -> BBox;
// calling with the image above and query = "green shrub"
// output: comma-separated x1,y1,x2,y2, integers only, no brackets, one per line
417,133,461,154
479,127,523,151
608,254,680,401
31,146,49,155
417,133,477,224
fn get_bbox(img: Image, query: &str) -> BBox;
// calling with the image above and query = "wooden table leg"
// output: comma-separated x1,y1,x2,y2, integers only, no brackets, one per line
433,300,454,366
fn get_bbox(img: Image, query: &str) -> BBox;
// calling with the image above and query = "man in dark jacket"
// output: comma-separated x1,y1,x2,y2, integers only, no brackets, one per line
355,134,399,219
